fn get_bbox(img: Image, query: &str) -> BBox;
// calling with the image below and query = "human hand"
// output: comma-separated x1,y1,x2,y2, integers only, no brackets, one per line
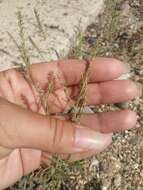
0,58,140,189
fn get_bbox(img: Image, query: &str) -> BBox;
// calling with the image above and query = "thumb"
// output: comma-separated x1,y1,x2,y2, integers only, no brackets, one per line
0,98,112,154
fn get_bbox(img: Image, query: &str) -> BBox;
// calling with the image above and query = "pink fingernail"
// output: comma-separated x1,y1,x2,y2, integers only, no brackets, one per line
135,82,142,97
74,127,112,151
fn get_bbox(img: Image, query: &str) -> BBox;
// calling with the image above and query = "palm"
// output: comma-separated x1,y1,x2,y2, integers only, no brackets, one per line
0,62,72,187
0,59,138,189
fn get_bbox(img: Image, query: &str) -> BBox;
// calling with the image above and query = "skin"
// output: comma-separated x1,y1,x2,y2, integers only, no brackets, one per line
0,58,140,189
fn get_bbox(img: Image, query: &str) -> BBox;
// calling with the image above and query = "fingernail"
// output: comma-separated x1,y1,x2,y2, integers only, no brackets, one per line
117,73,131,80
123,62,131,73
135,82,142,97
117,62,131,80
74,128,112,151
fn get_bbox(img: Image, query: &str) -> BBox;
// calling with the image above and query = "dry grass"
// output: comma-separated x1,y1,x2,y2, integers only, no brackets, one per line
29,36,46,62
34,9,46,40
69,59,90,123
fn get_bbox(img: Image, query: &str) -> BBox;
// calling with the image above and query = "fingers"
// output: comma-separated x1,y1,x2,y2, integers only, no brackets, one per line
0,69,38,112
54,110,137,133
37,80,139,114
80,110,137,133
0,149,41,177
43,79,139,114
0,149,41,189
0,98,112,154
30,58,125,87
69,80,140,105
0,68,139,114
20,148,41,175
0,149,24,189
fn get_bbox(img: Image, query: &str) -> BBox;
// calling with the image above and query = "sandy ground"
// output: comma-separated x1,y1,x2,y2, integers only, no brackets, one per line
0,0,103,71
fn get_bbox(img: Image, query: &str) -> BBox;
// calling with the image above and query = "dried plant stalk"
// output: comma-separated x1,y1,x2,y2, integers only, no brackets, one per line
9,12,52,115
41,72,55,115
34,9,46,40
17,12,31,70
29,36,46,62
69,59,90,123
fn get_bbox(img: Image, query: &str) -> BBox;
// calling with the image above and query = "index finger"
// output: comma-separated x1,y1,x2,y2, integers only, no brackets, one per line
30,58,126,87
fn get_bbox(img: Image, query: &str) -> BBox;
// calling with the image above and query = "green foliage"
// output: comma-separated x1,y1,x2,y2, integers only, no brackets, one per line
11,155,84,190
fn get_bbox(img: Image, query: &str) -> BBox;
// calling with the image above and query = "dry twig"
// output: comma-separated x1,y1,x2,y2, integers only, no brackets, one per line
69,59,90,123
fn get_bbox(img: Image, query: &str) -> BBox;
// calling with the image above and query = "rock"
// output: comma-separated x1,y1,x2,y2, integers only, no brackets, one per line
114,174,122,187
101,157,121,176
89,158,99,172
